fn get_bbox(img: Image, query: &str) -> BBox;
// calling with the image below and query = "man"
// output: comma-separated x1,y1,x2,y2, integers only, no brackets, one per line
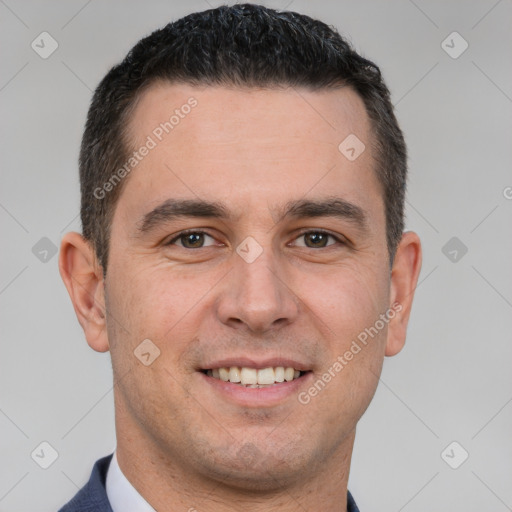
58,4,421,511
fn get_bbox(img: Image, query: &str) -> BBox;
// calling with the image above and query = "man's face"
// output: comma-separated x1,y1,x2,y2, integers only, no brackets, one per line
105,83,392,487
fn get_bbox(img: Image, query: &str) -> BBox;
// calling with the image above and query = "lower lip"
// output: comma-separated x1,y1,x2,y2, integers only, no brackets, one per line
199,372,313,407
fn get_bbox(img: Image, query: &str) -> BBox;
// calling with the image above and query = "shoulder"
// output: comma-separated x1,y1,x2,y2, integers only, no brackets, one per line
347,490,361,512
57,454,114,512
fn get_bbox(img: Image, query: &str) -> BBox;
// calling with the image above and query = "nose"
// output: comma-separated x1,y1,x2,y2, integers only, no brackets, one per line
215,246,300,334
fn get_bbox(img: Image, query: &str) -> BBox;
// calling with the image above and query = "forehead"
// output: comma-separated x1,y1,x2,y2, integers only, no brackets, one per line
116,82,380,226
128,81,370,151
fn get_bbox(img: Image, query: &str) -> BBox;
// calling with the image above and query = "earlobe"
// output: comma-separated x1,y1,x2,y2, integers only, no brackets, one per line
59,232,110,353
385,231,422,357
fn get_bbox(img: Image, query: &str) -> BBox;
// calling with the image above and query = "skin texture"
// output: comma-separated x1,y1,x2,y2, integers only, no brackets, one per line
60,83,422,512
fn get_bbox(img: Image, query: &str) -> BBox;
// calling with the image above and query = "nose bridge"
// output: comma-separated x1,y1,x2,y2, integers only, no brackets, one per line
240,247,281,303
216,241,299,332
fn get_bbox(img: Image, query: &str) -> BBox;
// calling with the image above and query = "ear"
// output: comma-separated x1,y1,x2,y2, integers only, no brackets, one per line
59,232,110,353
385,231,422,357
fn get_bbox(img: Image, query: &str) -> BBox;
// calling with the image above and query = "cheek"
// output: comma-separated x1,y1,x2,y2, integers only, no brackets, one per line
299,270,388,426
314,265,388,405
104,270,198,428
303,262,389,348
106,264,214,359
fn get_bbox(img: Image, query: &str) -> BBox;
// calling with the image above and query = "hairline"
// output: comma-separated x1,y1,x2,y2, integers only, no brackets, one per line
96,78,390,273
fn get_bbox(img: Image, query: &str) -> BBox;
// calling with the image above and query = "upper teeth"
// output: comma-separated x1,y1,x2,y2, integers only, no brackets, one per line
207,366,301,385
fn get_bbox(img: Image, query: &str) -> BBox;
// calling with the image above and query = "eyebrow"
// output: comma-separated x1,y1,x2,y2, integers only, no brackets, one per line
137,199,232,234
136,196,368,234
277,197,368,230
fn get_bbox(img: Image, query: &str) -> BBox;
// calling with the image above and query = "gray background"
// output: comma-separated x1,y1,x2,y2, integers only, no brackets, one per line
1,0,511,511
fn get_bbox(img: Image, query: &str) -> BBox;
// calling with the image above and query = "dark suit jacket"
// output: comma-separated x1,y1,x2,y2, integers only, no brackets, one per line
58,454,360,511
58,455,114,512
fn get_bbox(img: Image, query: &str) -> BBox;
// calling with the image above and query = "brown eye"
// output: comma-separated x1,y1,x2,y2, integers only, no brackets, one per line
304,232,330,248
168,231,216,249
294,231,340,249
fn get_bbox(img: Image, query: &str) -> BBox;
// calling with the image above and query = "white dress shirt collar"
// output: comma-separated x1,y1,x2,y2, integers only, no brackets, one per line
106,450,156,512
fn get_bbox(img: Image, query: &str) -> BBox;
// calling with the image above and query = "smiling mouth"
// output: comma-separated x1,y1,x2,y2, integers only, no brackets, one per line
201,366,310,388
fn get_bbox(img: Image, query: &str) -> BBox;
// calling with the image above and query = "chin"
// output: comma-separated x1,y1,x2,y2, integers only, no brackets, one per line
203,462,301,493
193,441,315,492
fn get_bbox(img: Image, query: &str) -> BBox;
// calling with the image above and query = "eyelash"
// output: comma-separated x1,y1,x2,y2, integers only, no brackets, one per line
166,229,346,249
